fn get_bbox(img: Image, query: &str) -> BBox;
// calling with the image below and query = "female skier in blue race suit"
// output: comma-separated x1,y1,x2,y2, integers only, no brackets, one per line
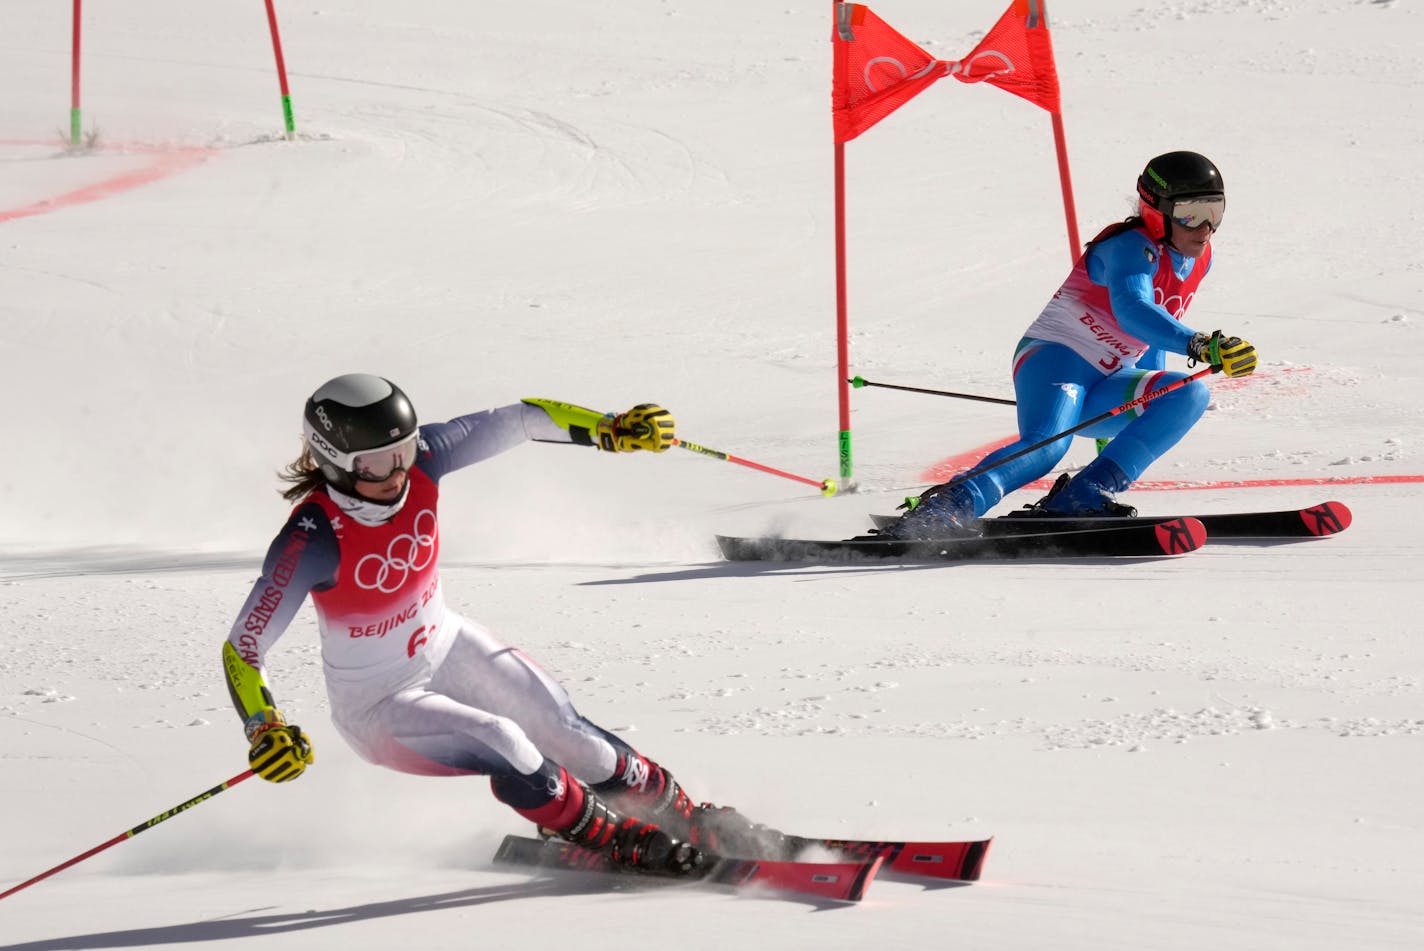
888,151,1258,538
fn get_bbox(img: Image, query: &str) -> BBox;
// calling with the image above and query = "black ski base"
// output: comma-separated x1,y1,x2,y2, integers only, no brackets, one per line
717,517,1205,563
870,499,1351,540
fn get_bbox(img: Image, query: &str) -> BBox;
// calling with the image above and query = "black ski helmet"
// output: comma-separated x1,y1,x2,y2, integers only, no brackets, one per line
1136,151,1224,241
302,374,418,492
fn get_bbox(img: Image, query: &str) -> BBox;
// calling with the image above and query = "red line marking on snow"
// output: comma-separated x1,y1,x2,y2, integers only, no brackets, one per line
922,443,1424,491
1032,474,1424,492
921,438,1018,483
923,440,1424,490
923,440,1422,491
1212,364,1316,388
0,139,215,224
917,365,1420,489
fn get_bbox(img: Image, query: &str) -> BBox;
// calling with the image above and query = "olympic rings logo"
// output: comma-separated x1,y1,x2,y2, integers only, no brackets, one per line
353,509,438,593
948,51,1015,85
862,55,940,92
1155,289,1196,319
859,51,1015,94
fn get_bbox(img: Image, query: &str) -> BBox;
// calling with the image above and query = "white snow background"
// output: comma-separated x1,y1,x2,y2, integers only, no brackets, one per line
2,1,1421,948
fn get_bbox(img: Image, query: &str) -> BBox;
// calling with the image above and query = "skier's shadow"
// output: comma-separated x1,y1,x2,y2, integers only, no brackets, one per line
581,556,1171,585
0,874,857,950
582,560,951,584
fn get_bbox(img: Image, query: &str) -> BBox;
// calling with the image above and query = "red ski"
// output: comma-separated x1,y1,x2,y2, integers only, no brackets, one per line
787,835,993,882
717,517,1205,562
493,834,881,902
872,500,1353,540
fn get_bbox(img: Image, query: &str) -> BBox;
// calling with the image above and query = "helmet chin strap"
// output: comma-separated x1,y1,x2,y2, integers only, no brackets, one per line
325,480,411,526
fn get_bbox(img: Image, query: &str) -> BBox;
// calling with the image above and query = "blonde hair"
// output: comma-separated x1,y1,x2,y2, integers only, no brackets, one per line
278,445,327,502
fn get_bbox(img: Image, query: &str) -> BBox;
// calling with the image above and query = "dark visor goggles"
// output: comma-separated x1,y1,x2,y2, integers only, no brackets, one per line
351,433,419,482
1170,194,1225,230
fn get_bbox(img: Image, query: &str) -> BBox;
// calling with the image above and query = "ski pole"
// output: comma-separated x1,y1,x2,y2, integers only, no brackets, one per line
0,769,256,901
851,376,1117,455
674,438,838,496
849,375,1017,406
926,366,1220,495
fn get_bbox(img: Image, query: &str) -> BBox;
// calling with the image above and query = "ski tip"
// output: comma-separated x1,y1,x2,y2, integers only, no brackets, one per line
847,854,885,901
961,837,993,881
1153,516,1207,554
714,854,884,902
1303,500,1352,536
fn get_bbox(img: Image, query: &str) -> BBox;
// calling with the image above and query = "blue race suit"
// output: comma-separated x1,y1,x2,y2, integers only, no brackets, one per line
945,222,1213,518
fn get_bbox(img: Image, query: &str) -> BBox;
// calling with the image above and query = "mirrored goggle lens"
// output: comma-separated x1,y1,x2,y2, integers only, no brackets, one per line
352,435,418,482
1171,195,1225,230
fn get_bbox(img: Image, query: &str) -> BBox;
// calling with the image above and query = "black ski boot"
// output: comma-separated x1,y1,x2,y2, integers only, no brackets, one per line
688,804,791,859
601,756,696,834
1021,472,1070,513
1033,464,1138,517
557,782,703,876
608,816,703,875
877,480,979,540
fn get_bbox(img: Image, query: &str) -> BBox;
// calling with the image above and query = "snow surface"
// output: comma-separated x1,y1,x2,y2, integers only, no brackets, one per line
2,0,1422,948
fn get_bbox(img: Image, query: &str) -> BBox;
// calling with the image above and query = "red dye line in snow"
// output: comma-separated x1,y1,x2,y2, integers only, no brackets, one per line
921,438,1019,483
1036,474,1424,492
917,364,1420,489
921,438,1422,490
0,139,214,224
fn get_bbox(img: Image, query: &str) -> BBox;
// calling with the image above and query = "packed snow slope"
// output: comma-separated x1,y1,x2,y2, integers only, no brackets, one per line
1,1,1420,949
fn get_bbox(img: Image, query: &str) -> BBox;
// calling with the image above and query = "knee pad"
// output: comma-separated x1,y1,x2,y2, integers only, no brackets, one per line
490,758,566,809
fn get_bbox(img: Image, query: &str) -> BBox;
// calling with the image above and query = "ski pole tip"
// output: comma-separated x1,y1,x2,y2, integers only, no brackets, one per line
820,479,839,497
848,376,866,388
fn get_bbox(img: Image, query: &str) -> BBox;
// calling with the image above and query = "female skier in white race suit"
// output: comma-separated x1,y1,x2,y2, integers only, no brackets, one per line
221,374,767,876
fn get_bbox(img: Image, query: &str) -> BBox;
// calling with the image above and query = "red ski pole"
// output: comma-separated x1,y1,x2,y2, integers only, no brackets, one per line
674,438,838,496
0,769,256,901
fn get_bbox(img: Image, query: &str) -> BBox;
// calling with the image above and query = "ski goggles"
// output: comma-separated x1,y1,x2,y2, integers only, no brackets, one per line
1170,194,1225,231
350,433,420,482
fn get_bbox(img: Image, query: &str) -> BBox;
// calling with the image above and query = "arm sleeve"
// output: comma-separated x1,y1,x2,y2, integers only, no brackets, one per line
518,398,604,446
414,402,564,481
416,401,602,480
1089,230,1202,357
222,501,339,725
